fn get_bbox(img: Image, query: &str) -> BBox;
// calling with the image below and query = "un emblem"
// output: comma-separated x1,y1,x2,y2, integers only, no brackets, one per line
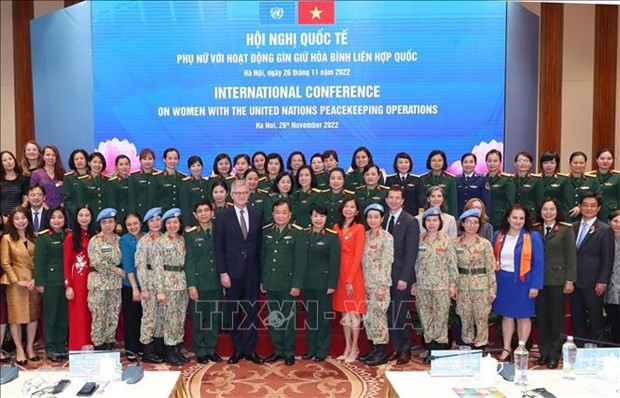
270,7,284,20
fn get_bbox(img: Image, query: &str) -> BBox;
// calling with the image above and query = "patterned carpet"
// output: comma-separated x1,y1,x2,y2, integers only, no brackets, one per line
13,345,549,398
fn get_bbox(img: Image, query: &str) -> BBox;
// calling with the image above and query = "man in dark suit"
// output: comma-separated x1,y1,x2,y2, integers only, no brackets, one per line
26,184,49,232
215,180,264,364
383,186,419,364
571,192,614,346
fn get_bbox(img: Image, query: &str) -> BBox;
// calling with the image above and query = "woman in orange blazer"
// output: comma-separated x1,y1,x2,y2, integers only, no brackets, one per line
0,206,40,365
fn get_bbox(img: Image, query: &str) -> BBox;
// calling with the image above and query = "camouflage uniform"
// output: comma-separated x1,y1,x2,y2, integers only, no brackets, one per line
454,235,497,347
362,229,393,344
153,233,188,346
87,233,122,346
135,232,164,344
414,232,457,344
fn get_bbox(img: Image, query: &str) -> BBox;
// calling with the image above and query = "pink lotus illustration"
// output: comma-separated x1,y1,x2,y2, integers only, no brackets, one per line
95,138,141,176
447,140,504,176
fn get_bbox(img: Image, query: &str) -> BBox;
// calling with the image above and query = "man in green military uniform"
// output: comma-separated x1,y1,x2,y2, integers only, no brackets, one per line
302,205,340,362
34,210,68,362
261,199,308,366
184,200,223,364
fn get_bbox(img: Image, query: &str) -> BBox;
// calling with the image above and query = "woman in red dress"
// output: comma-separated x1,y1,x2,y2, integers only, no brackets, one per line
63,204,95,351
332,197,366,363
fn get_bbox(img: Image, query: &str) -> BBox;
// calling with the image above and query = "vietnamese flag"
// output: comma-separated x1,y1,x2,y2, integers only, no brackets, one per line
298,1,335,24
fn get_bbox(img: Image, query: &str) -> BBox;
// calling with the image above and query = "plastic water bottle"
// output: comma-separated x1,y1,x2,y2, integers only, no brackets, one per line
514,341,529,386
562,336,577,380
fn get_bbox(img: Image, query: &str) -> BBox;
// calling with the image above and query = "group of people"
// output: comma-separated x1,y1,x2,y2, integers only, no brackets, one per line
0,141,618,369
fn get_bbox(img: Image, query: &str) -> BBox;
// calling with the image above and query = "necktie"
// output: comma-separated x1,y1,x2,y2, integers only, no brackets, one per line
239,209,248,239
545,226,551,236
387,215,395,234
465,176,471,183
401,175,406,183
576,222,588,248
33,211,40,232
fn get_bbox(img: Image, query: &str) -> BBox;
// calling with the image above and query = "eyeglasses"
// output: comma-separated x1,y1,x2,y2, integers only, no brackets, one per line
463,220,479,225
231,191,249,196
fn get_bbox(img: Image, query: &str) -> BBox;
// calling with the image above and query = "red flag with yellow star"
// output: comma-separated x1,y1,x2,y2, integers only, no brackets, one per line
298,1,335,24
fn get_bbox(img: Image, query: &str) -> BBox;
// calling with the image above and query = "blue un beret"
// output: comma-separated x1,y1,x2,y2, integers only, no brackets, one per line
364,203,385,216
96,208,117,223
459,208,481,221
143,207,162,223
162,208,181,222
422,207,442,220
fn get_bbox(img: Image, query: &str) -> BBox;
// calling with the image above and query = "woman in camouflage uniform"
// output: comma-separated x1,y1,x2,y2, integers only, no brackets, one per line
87,208,123,350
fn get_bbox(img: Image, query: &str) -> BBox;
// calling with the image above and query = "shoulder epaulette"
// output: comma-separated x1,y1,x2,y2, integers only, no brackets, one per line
257,188,268,194
386,173,396,178
346,170,356,175
559,221,573,227
419,171,431,178
585,171,597,177
64,171,74,176
380,185,390,190
185,226,197,233
225,175,235,180
108,175,119,181
178,171,187,178
532,222,541,227
444,171,455,177
258,176,267,182
263,223,273,229
355,185,366,190
182,176,192,181
153,170,163,175
269,192,278,197
585,173,597,179
531,173,542,178
557,172,569,177
320,188,330,193
291,223,303,230
412,174,420,178
226,202,234,207
343,189,355,195
614,169,620,174
131,169,141,175
311,187,322,193
304,227,311,232
326,228,337,234
501,172,513,177
78,174,90,180
37,229,49,236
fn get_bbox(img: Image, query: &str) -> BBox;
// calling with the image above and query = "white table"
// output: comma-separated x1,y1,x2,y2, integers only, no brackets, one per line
384,370,620,398
0,369,187,398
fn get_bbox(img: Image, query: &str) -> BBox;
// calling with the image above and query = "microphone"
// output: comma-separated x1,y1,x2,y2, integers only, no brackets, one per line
119,349,144,384
428,347,505,361
559,333,620,348
0,350,18,385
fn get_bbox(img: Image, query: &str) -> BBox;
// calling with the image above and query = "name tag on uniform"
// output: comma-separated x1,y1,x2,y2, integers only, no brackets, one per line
52,241,61,245
284,236,292,240
317,241,325,246
604,182,614,186
407,183,415,187
191,187,200,191
138,180,147,184
419,245,427,252
372,196,381,200
256,199,263,203
265,235,273,239
164,245,174,252
163,183,172,187
101,245,112,252
492,184,500,188
523,184,532,188
194,237,204,242
455,247,464,254
580,186,590,190
470,185,478,188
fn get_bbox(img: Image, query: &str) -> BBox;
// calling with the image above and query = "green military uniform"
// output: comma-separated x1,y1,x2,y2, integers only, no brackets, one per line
212,202,234,224
487,172,515,230
345,170,365,191
513,173,544,221
542,173,572,221
205,175,235,202
315,172,329,190
454,236,497,348
264,193,293,226
149,170,185,213
180,176,209,226
303,227,340,359
319,189,355,229
128,170,157,219
292,188,322,229
248,189,269,215
587,170,620,223
87,233,122,347
362,229,393,345
534,222,577,361
184,225,221,358
34,228,68,357
414,232,458,345
108,175,130,226
355,185,388,217
261,223,308,358
257,175,276,193
76,174,112,218
153,233,188,346
567,174,601,221
135,233,164,345
419,171,459,217
62,171,87,224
